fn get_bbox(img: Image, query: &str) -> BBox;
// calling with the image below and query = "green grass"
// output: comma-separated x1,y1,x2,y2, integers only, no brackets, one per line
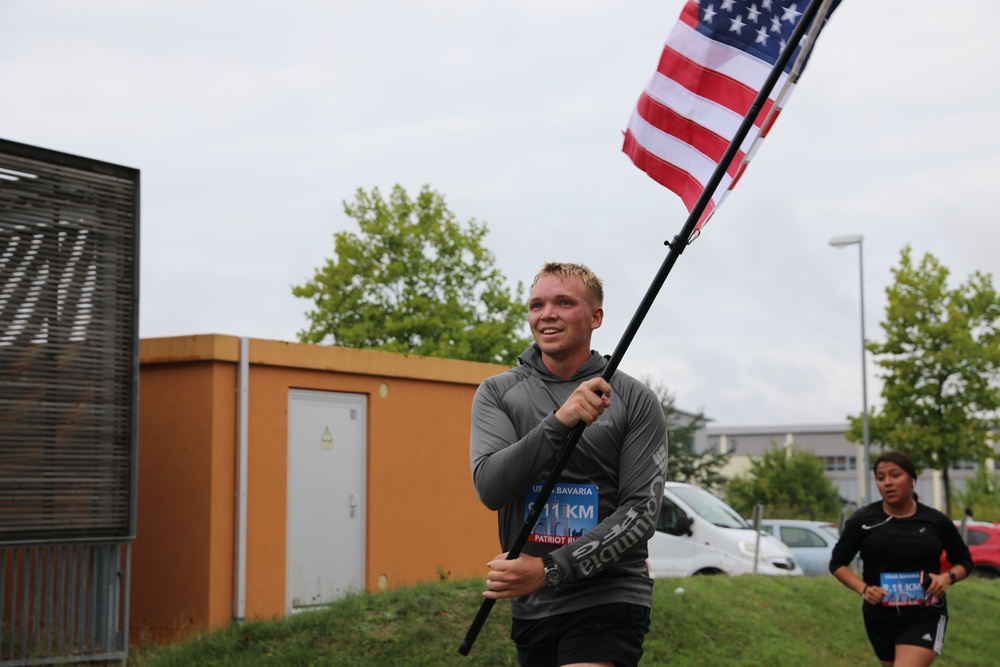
128,576,1000,666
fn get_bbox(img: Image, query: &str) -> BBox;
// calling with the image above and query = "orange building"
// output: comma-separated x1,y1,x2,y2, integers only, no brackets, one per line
133,334,505,642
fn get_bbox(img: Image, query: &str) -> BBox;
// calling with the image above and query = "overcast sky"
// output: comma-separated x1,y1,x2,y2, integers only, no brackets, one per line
2,1,997,428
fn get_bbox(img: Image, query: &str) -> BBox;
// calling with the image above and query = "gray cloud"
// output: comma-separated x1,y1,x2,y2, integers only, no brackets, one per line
2,0,996,426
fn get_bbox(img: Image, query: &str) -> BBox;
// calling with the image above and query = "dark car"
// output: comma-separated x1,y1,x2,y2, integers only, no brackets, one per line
941,520,1000,579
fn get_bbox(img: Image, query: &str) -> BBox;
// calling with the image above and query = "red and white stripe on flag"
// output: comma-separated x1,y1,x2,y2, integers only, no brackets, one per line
622,0,797,230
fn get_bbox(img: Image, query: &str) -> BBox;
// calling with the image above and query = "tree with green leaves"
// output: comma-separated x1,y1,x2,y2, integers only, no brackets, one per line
846,246,1000,516
293,185,531,364
952,462,1000,523
645,379,730,491
726,446,841,520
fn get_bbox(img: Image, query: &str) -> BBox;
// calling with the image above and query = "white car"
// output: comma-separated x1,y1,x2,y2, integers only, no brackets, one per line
647,482,802,577
760,519,840,577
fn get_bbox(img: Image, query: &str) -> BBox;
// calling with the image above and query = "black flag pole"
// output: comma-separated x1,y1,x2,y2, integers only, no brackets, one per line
459,0,830,655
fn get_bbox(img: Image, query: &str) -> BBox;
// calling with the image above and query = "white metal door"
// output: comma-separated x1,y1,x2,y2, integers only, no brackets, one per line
286,389,366,613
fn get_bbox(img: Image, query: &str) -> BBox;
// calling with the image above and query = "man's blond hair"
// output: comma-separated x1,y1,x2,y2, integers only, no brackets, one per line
531,262,604,308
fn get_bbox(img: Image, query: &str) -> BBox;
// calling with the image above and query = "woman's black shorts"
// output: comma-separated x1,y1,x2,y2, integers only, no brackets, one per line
863,604,947,662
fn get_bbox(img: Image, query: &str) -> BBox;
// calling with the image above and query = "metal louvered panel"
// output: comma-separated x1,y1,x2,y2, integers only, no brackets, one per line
0,541,129,665
0,139,139,544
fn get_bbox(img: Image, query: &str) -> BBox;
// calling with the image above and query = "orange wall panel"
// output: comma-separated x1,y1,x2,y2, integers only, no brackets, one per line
206,362,237,629
364,378,497,589
132,362,218,642
241,365,292,621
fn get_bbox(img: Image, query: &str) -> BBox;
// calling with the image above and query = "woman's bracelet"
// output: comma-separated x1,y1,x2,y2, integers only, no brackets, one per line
862,585,869,597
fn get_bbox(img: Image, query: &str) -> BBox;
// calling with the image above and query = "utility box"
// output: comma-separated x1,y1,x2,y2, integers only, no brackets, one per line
132,335,503,643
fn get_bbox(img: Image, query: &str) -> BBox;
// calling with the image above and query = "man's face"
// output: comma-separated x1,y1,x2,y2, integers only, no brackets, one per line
528,275,603,363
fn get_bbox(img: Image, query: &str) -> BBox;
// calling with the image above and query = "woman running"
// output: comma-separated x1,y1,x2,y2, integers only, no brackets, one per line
829,450,973,667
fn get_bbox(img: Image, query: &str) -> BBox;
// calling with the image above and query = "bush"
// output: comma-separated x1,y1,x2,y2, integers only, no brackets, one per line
726,446,841,520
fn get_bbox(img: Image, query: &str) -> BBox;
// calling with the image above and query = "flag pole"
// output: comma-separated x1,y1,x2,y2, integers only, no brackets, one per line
459,0,829,655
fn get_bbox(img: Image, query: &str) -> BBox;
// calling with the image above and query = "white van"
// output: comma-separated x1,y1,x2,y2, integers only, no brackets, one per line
647,482,802,577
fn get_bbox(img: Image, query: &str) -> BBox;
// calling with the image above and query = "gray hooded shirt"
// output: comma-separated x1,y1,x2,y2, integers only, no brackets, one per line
470,344,668,620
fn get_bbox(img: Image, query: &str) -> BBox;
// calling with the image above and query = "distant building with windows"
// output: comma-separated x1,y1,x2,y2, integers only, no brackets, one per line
692,422,996,513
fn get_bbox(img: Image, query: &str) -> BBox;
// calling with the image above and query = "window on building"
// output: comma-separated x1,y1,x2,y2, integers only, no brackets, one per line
819,455,856,472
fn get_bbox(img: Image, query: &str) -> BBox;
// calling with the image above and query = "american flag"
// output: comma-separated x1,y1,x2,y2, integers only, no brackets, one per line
623,0,840,230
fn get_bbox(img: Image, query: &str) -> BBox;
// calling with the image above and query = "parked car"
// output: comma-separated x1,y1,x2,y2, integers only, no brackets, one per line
760,519,840,576
942,520,1000,579
647,482,802,577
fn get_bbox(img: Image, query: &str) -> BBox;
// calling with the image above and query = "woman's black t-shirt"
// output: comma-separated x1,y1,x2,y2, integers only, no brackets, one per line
830,502,973,615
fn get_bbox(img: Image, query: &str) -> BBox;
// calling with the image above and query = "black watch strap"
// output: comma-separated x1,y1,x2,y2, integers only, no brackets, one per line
948,570,957,584
542,553,563,586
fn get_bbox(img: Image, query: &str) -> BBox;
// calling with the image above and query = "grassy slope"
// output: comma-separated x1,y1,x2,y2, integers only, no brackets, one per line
130,576,1000,667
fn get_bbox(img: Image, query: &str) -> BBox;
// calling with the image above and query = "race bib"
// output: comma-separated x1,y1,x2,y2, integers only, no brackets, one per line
880,572,925,607
525,482,599,545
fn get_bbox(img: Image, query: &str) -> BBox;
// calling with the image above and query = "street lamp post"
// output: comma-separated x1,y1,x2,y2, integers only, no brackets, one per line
829,234,871,505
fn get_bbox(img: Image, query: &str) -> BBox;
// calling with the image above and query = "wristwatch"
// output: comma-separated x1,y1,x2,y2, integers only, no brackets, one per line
948,571,957,584
542,553,563,587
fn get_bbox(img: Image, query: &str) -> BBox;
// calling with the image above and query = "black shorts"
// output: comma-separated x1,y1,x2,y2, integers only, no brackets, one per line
510,602,650,667
863,605,948,662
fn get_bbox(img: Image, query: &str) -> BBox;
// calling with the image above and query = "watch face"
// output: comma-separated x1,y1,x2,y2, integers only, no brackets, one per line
545,566,563,586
